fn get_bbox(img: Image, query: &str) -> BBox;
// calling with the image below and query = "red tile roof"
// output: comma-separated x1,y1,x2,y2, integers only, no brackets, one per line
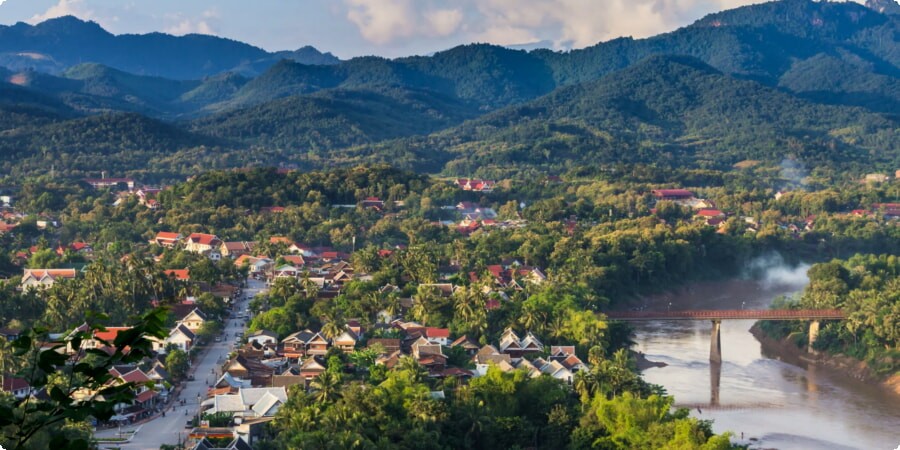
94,327,131,345
164,269,190,281
697,209,724,217
187,233,219,245
24,268,76,280
119,369,151,384
425,327,450,338
2,376,29,392
652,189,694,198
155,232,181,240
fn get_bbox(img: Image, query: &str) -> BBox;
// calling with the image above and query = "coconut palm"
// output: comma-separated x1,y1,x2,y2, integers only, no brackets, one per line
309,371,342,404
397,356,427,383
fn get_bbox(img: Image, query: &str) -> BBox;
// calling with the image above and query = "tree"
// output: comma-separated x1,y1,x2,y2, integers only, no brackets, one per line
0,308,168,450
309,371,342,404
165,348,190,381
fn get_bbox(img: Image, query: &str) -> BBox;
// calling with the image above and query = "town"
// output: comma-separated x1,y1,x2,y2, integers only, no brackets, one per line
0,165,897,449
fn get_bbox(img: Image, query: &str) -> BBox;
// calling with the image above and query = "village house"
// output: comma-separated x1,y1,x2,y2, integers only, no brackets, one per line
84,177,135,190
367,338,401,354
223,355,275,387
178,308,207,332
221,241,256,258
456,178,495,192
151,324,196,353
361,197,385,210
298,357,327,381
20,268,76,290
450,336,480,356
164,268,191,281
205,387,287,420
410,336,447,373
423,327,451,346
235,255,273,275
107,368,159,420
152,231,183,248
247,330,278,347
332,328,359,352
2,376,31,399
280,330,329,359
473,345,513,376
185,233,223,255
498,329,544,359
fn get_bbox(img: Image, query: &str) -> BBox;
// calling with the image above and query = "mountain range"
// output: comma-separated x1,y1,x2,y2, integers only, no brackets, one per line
0,0,898,181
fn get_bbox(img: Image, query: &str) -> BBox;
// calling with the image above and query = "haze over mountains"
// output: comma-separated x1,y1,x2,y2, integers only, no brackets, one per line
0,0,898,181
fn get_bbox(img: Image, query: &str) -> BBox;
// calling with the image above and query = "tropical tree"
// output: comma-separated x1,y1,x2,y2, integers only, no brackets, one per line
309,371,342,404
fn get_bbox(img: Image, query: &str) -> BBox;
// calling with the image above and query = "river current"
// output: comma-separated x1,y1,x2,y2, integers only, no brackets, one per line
629,277,899,450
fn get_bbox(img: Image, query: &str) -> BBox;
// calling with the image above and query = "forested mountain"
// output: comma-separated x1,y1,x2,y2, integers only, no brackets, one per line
0,16,339,79
343,55,900,175
0,0,898,182
192,86,480,150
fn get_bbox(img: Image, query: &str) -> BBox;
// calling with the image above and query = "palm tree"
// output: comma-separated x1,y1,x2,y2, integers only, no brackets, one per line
320,316,344,341
397,356,427,383
519,304,544,333
382,293,401,321
310,371,342,404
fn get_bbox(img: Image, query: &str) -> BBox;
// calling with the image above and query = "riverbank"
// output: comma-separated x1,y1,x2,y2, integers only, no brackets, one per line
749,322,900,397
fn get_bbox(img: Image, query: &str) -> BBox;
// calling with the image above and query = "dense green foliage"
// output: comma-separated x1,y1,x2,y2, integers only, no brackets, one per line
761,254,900,375
258,360,733,450
191,86,479,150
360,56,898,176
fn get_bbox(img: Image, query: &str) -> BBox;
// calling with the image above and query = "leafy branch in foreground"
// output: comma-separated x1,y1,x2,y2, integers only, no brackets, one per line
0,307,168,450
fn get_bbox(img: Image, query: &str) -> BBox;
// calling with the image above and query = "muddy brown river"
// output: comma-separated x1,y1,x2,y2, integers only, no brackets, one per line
629,276,900,450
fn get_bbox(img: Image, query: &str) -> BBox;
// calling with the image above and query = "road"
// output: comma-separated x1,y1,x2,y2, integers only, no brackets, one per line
95,277,266,449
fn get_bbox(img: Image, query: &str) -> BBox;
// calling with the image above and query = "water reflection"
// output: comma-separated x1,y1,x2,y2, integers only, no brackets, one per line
630,278,900,450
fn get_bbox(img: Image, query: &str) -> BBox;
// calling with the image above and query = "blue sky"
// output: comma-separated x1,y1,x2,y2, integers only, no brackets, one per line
0,0,866,59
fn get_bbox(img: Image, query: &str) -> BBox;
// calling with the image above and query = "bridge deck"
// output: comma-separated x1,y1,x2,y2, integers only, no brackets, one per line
606,309,845,321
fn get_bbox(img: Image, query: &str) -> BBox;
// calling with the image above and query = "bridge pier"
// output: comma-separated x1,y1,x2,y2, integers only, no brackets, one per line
710,320,722,363
710,360,721,406
808,320,820,354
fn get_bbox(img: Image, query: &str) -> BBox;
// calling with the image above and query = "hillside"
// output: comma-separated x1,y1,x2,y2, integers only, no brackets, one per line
0,16,338,79
0,0,898,181
347,56,899,175
192,86,479,150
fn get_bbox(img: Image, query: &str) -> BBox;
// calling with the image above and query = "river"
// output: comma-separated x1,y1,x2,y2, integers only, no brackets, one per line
629,276,900,450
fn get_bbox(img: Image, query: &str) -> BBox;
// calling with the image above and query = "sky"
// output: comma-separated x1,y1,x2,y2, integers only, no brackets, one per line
0,0,868,58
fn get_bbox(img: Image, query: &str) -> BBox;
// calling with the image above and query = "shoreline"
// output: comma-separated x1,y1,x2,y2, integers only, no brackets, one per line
749,323,900,398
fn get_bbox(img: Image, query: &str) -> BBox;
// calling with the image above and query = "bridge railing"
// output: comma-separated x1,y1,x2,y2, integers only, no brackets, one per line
605,309,845,321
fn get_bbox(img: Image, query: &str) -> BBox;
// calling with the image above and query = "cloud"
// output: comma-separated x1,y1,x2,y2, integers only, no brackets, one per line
341,0,782,50
345,0,463,45
163,9,219,36
30,0,95,23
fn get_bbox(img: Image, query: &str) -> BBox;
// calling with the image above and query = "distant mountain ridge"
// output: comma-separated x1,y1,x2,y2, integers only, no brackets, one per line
0,0,897,181
0,16,339,79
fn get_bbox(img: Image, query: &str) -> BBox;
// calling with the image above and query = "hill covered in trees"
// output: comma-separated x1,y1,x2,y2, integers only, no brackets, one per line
0,0,898,182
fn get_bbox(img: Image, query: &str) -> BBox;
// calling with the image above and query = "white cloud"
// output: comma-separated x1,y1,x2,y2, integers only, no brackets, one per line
165,19,214,35
29,0,95,23
425,8,463,37
345,0,463,45
341,0,788,50
163,9,219,36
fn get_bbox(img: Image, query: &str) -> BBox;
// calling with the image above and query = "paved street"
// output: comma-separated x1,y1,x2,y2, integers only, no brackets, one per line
95,277,266,449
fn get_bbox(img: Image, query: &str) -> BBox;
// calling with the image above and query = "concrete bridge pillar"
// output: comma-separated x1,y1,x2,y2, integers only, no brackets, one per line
710,320,722,363
808,320,820,354
710,360,721,406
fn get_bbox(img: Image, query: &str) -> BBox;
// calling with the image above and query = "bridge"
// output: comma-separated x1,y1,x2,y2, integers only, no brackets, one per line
607,309,845,363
